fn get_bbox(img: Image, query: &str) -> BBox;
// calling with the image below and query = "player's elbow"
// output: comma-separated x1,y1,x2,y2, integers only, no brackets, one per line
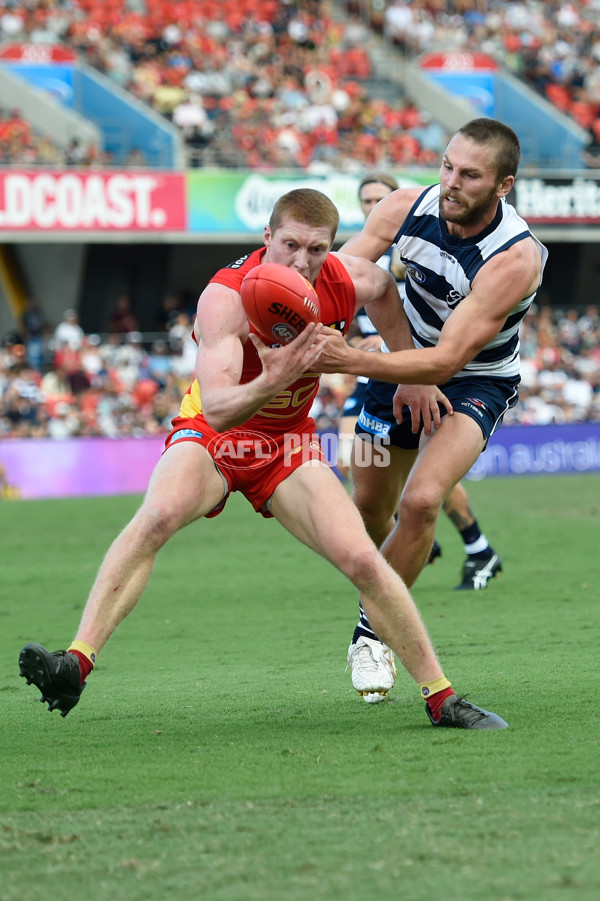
201,403,230,433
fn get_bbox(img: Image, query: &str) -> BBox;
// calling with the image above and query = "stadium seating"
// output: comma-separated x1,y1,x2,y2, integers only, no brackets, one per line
2,1,600,169
0,0,445,169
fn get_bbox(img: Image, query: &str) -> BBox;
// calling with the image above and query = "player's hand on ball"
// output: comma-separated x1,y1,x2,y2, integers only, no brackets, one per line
249,323,327,386
241,263,320,344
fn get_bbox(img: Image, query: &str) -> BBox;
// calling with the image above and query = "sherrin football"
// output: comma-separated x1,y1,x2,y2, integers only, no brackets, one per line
240,262,320,345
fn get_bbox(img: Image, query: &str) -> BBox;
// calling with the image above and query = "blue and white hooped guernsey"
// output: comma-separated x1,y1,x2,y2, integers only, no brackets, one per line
391,184,548,380
356,247,405,338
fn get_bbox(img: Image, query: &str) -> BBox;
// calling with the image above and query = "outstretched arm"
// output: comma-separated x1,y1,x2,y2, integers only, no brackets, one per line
333,252,453,431
321,239,543,385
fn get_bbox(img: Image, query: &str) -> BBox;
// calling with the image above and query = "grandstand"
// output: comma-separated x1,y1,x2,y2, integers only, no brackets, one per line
1,0,600,447
2,0,596,170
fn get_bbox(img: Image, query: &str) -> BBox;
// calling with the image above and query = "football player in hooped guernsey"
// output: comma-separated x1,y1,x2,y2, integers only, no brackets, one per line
19,188,509,731
318,119,548,705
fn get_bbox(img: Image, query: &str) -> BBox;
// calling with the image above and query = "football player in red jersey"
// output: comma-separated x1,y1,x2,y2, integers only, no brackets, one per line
19,188,507,730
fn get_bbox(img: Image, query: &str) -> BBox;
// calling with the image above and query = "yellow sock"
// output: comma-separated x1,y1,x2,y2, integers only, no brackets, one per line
68,640,98,667
418,675,451,700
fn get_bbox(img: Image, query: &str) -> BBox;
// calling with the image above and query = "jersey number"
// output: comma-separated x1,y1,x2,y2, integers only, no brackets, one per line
263,383,315,411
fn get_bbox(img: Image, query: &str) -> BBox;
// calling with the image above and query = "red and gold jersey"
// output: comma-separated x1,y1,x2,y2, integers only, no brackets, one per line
179,250,356,434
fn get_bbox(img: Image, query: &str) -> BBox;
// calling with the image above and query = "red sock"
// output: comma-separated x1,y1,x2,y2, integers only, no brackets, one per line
69,649,94,686
426,686,455,722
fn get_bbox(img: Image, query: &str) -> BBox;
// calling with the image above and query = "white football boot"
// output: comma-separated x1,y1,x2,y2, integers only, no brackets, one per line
347,636,397,703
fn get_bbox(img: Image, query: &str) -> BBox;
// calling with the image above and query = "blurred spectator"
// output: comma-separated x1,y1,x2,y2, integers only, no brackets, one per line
119,331,147,368
65,138,89,166
99,332,126,369
145,339,173,387
40,363,73,411
0,108,30,146
562,364,594,418
53,309,84,351
155,293,183,332
53,338,81,375
147,387,179,433
172,93,214,140
0,334,26,371
408,111,448,158
125,147,148,167
80,334,107,382
168,315,197,382
0,104,84,167
152,82,187,118
108,294,140,335
0,7,24,40
557,309,582,354
112,354,142,393
167,310,193,344
20,297,47,372
2,364,44,437
48,401,81,440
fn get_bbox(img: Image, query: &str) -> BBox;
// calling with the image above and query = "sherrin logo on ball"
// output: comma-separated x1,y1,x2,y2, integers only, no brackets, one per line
240,262,321,344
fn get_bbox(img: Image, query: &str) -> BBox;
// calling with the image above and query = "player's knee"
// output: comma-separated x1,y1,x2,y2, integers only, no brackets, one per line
134,501,183,548
339,541,382,587
400,484,440,527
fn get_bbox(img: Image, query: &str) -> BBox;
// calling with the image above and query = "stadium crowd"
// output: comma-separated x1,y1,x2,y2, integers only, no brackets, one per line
0,103,150,166
3,0,600,170
380,0,600,162
1,299,599,441
0,0,447,170
0,105,135,167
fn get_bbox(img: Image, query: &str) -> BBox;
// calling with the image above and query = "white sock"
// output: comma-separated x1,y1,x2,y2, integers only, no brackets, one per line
464,534,490,556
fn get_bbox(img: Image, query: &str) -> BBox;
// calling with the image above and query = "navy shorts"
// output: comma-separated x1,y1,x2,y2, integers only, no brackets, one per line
355,375,520,449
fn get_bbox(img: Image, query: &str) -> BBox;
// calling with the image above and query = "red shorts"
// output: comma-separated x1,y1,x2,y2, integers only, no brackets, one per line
164,414,328,518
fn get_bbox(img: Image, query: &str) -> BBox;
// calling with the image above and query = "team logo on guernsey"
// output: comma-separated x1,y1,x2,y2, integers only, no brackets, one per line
405,264,426,284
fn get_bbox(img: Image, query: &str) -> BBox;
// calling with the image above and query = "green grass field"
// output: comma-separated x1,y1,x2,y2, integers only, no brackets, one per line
1,474,599,901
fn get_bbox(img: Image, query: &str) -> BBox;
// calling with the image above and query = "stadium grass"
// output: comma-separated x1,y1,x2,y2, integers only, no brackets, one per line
1,474,599,901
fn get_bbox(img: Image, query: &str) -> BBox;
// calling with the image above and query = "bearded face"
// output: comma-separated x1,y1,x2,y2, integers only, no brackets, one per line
438,134,511,233
439,182,501,227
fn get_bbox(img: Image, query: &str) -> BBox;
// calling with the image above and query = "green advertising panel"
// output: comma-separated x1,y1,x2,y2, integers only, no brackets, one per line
186,170,436,237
